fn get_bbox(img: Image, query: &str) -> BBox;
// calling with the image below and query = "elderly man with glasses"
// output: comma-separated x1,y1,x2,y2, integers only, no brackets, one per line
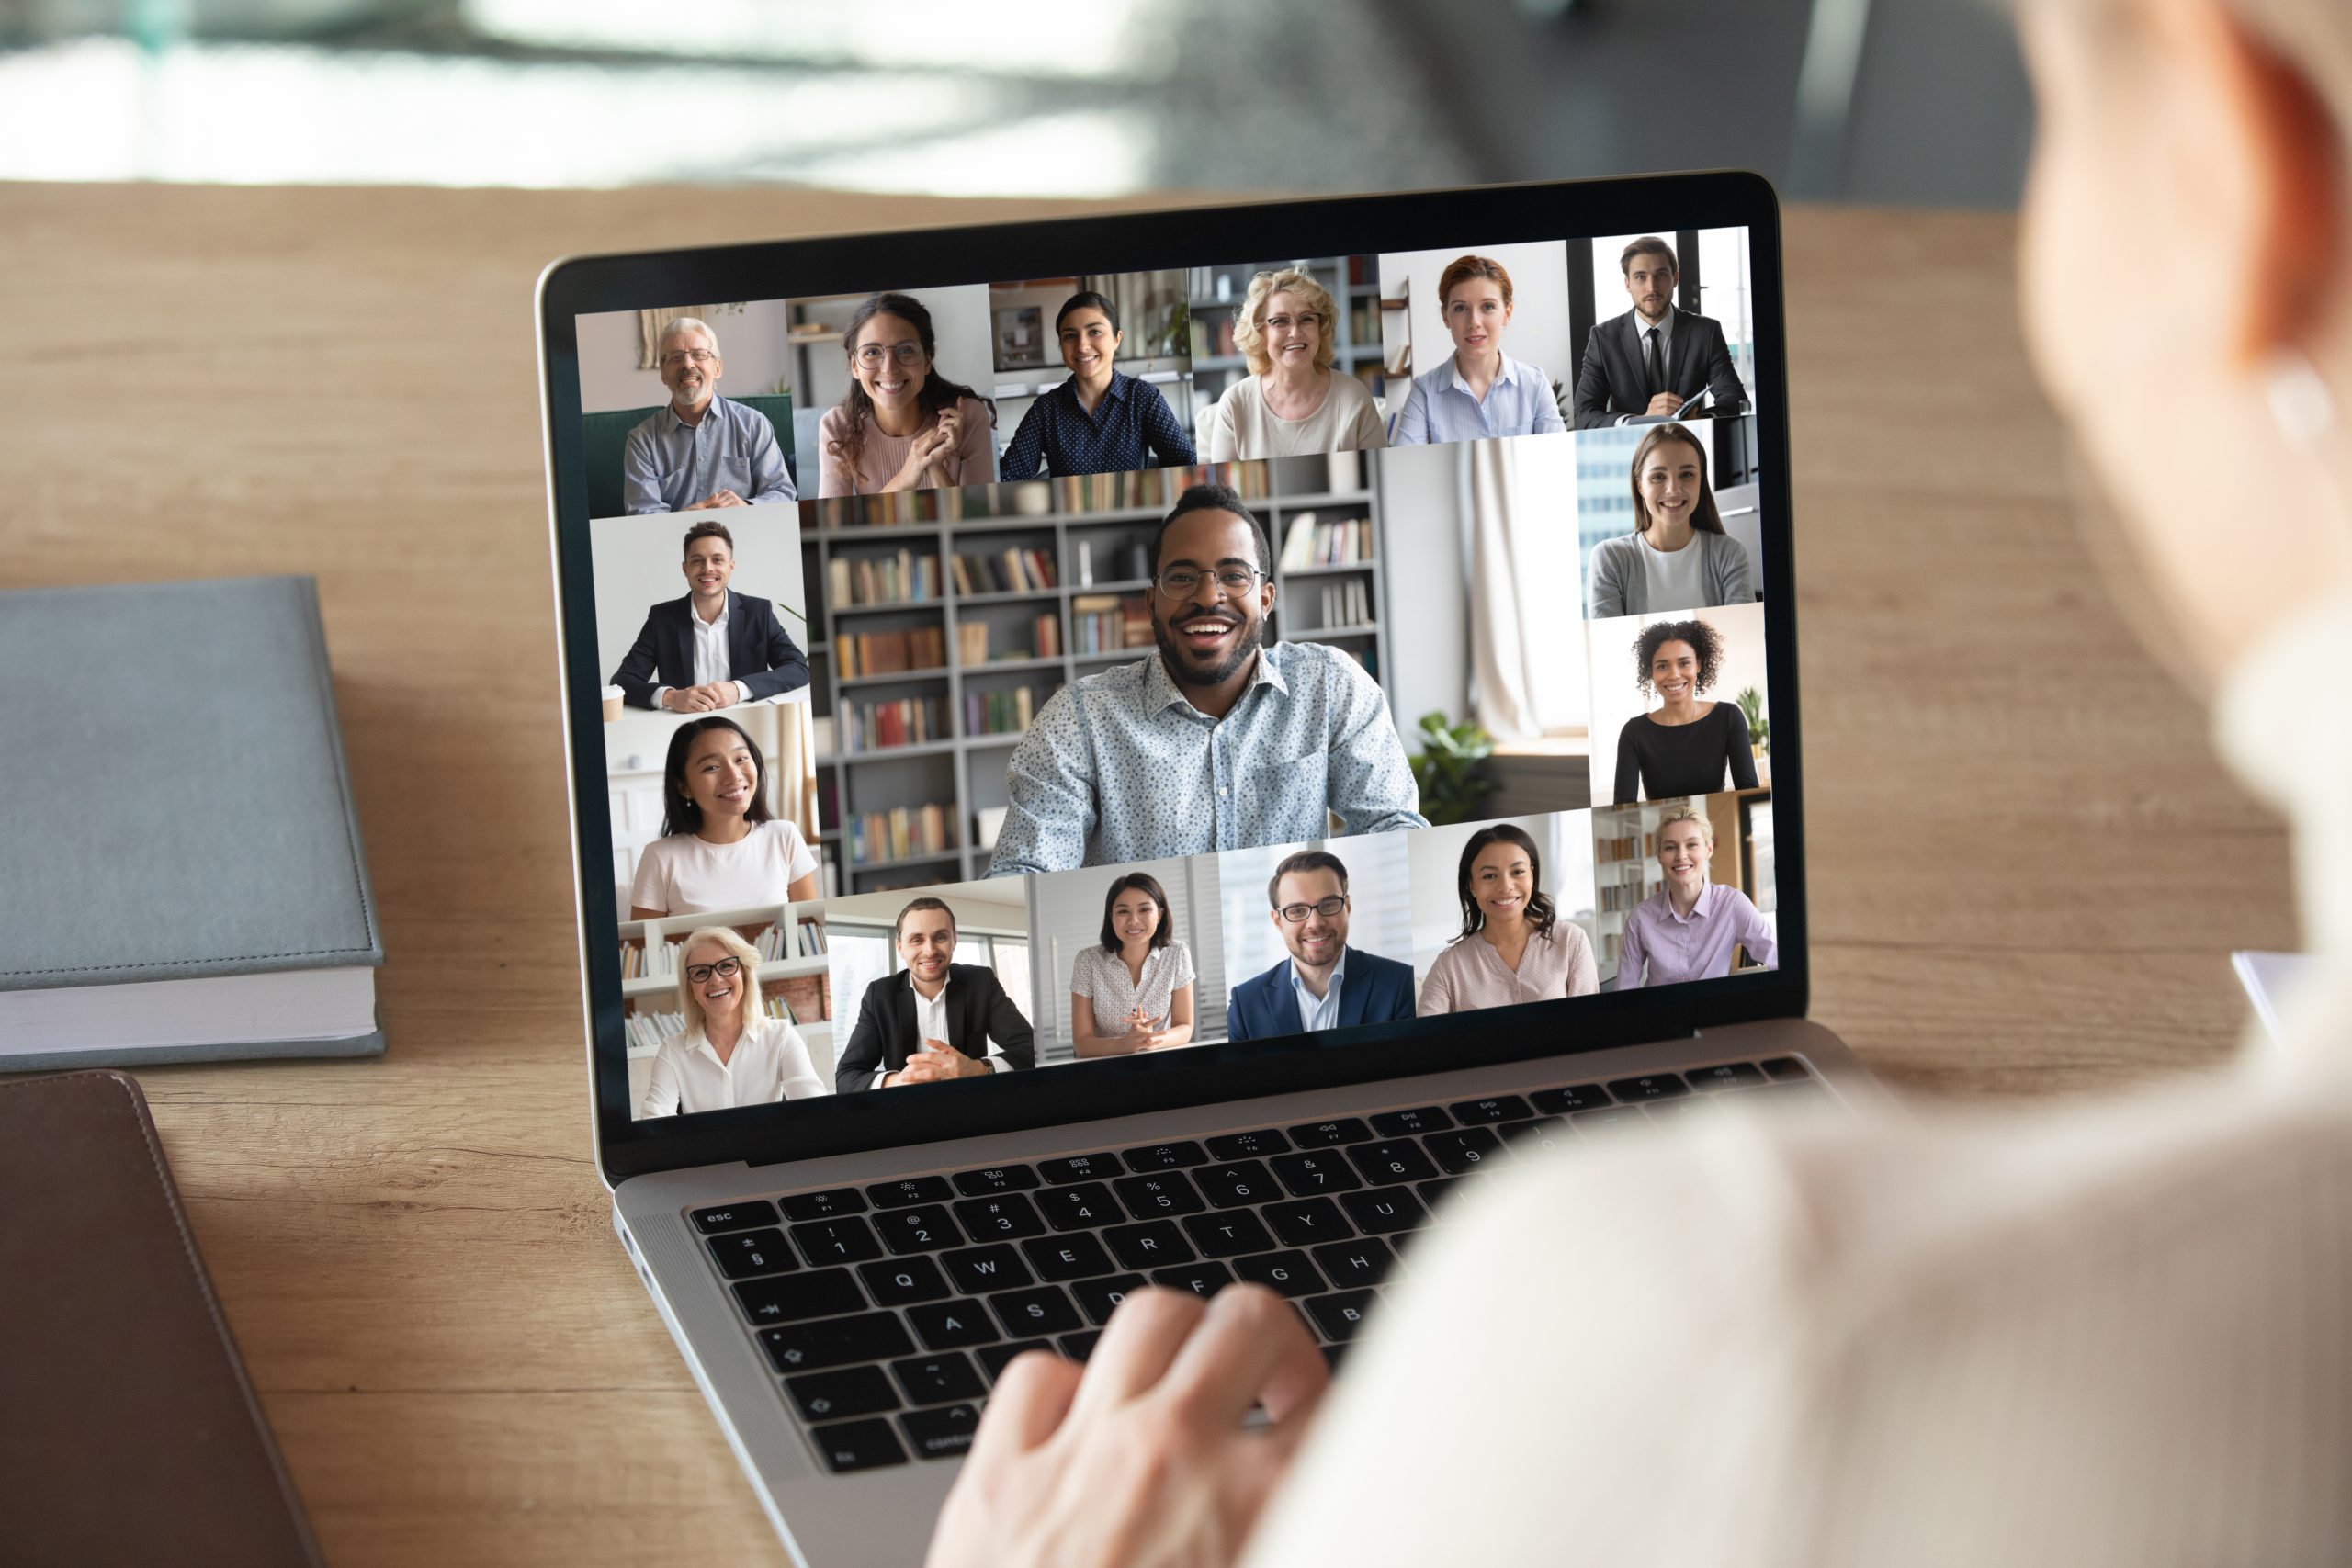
988,483,1426,876
620,315,797,514
1224,848,1419,1043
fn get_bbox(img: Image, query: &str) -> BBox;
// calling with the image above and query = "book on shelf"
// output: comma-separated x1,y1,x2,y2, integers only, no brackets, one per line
1596,829,1657,863
828,549,942,607
1048,462,1267,518
953,547,1058,595
848,805,959,865
965,685,1039,737
837,625,947,678
1280,513,1374,570
1318,579,1371,629
842,694,952,751
813,488,970,530
1071,594,1153,656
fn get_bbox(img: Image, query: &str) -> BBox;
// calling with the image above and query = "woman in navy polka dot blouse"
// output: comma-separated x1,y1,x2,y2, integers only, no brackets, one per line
999,291,1197,480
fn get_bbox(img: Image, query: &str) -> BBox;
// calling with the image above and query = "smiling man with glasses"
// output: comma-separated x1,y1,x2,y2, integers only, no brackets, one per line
989,483,1425,876
619,315,797,514
1225,848,1418,1043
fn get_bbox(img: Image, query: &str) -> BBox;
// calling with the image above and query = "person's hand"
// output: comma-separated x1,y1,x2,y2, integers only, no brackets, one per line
927,1285,1328,1568
661,686,714,713
1645,391,1683,417
1135,1031,1186,1052
886,1040,984,1086
695,488,746,509
890,423,953,490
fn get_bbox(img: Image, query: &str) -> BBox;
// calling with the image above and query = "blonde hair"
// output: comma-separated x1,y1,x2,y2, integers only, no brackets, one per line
1654,803,1715,850
673,924,761,1037
1232,268,1340,377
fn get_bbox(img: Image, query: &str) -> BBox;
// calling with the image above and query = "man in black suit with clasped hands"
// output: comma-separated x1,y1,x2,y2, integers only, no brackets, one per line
609,519,809,712
836,897,1036,1092
1573,235,1750,428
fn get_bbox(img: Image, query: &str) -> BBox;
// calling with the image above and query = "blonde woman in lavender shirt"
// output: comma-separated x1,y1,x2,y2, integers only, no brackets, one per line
1615,804,1775,989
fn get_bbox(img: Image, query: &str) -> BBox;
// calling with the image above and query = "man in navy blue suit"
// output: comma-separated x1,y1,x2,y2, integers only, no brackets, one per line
1225,848,1418,1043
610,519,809,712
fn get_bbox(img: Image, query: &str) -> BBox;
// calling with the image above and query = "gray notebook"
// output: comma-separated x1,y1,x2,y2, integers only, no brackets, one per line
0,576,385,1071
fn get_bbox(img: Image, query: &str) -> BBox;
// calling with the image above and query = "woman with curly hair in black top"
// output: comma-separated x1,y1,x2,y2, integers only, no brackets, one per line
816,292,998,497
1611,616,1758,803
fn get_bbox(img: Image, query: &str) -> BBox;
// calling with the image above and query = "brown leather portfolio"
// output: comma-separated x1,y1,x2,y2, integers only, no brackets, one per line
0,1070,325,1567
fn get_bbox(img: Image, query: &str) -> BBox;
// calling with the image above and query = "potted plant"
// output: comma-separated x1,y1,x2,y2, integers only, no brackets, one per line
1410,712,1498,825
1735,686,1770,786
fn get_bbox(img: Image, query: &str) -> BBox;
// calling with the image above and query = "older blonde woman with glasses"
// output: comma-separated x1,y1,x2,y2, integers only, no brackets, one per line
1202,267,1387,461
636,924,824,1117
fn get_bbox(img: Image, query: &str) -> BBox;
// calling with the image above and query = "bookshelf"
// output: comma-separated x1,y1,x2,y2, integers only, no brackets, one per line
800,454,1391,891
1185,257,1387,409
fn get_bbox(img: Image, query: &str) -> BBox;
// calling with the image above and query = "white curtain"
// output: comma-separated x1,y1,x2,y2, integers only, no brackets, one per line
1466,439,1546,741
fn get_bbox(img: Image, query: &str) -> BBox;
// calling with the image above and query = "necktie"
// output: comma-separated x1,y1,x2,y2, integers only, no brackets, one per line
1645,325,1664,400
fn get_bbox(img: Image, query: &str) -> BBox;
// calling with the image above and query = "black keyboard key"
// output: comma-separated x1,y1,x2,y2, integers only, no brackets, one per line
781,1187,867,1222
1339,1188,1427,1236
989,1284,1082,1337
1606,1073,1690,1101
953,1193,1047,1241
1271,1150,1363,1197
977,1339,1055,1383
1104,1220,1195,1269
810,1416,905,1473
1304,1290,1378,1342
1571,1105,1646,1134
899,1403,981,1460
1345,1139,1439,1186
1232,1249,1326,1298
952,1163,1040,1196
1312,1238,1396,1290
1072,1272,1148,1325
1114,1171,1205,1219
734,1269,865,1325
906,1301,1001,1351
1530,1083,1611,1115
941,1243,1034,1294
1369,1106,1452,1137
1448,1094,1534,1124
1150,1261,1234,1299
1498,1116,1573,1154
1416,1178,1459,1213
1423,1127,1512,1175
708,1228,797,1280
1059,1329,1102,1362
874,1205,964,1255
762,1312,914,1373
1287,1117,1373,1147
789,1216,883,1267
1204,1126,1290,1160
868,1175,956,1209
1182,1209,1277,1258
1760,1055,1812,1081
693,1201,778,1235
1263,1197,1349,1248
784,1364,899,1424
1036,1181,1123,1232
1022,1232,1115,1282
1121,1141,1209,1172
889,1351,986,1406
1687,1062,1766,1090
1193,1161,1278,1210
1038,1153,1120,1185
857,1256,953,1308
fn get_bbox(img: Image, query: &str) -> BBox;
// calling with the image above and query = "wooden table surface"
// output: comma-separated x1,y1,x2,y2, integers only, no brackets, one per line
0,184,2296,1566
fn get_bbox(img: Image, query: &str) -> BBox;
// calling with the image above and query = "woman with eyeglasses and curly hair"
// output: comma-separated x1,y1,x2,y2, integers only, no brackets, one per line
816,291,998,497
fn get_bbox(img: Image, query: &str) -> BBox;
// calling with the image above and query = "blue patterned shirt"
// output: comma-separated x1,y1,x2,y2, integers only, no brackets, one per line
997,371,1197,480
987,642,1426,876
621,394,797,514
1388,352,1566,445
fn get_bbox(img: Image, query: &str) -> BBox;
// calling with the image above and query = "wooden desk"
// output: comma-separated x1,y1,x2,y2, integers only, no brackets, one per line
0,185,2293,1565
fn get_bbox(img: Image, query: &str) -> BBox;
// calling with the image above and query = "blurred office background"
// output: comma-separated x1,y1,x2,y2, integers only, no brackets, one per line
0,0,2031,204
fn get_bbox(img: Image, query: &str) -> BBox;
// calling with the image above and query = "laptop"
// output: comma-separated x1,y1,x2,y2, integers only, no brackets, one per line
536,173,1882,1565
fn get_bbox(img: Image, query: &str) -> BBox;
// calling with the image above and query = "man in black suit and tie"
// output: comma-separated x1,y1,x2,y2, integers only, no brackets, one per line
1572,235,1750,429
836,897,1037,1092
609,519,809,712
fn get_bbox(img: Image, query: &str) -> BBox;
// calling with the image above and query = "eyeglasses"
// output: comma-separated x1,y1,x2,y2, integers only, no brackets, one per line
684,956,743,985
1261,311,1322,333
660,347,717,367
854,342,926,369
1153,567,1262,599
1276,895,1348,923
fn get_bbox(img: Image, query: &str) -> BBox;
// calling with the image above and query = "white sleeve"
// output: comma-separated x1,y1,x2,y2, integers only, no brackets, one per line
628,840,670,914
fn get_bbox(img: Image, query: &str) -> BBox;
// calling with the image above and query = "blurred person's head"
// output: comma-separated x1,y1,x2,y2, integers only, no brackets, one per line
659,317,722,414
1438,255,1514,362
1235,268,1339,378
1620,238,1679,324
894,897,957,989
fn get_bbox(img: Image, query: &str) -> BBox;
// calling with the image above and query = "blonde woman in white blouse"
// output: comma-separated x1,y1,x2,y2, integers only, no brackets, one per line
1069,872,1196,1055
1417,822,1597,1015
1202,268,1387,461
636,926,823,1117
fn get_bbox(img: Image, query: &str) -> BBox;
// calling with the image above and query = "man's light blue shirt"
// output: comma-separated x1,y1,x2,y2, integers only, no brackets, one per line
1389,352,1566,445
621,394,797,514
987,641,1427,875
1289,951,1347,1036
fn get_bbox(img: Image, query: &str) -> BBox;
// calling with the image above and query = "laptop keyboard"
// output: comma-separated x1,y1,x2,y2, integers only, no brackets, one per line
686,1055,1828,1474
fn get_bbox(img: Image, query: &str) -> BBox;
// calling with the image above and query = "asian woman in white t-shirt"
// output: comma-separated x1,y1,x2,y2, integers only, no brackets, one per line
630,716,820,918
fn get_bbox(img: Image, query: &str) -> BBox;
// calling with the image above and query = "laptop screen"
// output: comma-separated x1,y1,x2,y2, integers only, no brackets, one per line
542,181,1798,1172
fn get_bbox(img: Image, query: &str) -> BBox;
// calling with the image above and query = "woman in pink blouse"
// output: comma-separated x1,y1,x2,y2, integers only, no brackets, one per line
816,292,999,497
1417,822,1597,1015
